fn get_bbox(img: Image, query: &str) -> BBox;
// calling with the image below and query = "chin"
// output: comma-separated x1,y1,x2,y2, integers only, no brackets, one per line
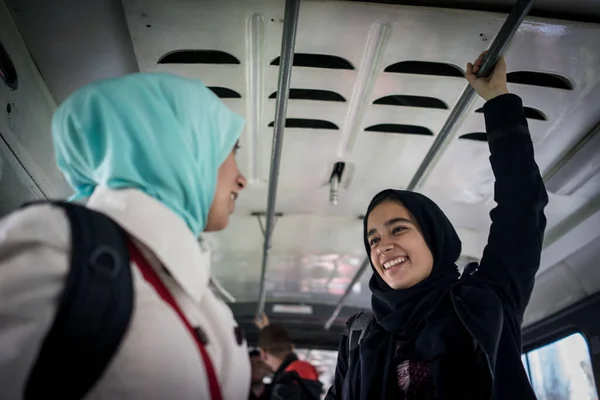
389,282,412,290
387,277,420,290
204,215,230,232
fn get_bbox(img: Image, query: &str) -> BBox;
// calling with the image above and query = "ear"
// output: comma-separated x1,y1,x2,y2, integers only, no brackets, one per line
290,343,295,352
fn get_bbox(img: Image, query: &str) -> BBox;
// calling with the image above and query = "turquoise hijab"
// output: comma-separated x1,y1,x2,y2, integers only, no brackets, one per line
52,73,244,236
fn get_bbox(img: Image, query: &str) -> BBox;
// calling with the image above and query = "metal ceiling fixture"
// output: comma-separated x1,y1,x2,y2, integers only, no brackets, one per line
324,0,536,329
255,0,301,319
329,161,346,206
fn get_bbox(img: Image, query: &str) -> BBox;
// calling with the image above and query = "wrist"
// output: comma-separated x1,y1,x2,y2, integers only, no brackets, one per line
483,93,527,135
485,87,509,102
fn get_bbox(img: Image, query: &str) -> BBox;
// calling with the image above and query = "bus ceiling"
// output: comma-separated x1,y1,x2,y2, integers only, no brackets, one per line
1,0,600,343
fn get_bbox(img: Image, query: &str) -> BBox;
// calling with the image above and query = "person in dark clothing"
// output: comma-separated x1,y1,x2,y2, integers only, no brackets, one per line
249,350,271,400
326,52,548,400
257,323,323,400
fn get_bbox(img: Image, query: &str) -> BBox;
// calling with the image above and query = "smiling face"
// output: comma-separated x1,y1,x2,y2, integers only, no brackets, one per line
205,142,247,232
366,200,434,290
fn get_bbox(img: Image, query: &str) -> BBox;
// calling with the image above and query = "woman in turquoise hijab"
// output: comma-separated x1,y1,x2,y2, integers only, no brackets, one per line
52,72,247,235
0,72,252,400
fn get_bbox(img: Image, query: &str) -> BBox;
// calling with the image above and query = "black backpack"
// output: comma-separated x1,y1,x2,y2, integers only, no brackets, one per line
270,370,323,400
21,201,134,400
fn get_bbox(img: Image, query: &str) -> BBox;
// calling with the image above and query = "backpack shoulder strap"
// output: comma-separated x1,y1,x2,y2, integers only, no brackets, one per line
347,311,374,369
23,201,134,400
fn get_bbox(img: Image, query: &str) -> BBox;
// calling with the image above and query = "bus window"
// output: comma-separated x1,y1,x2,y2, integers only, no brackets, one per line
522,353,531,381
296,348,338,398
522,333,598,400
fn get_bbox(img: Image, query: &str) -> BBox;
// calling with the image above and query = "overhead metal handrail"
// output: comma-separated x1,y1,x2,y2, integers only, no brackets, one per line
255,0,301,319
324,0,536,329
324,258,370,330
407,0,535,191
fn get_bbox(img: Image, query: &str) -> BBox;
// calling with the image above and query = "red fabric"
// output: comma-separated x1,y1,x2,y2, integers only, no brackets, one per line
128,241,223,400
285,360,319,381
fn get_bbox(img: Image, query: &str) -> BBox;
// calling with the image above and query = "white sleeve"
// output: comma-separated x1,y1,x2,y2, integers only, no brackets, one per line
0,205,70,399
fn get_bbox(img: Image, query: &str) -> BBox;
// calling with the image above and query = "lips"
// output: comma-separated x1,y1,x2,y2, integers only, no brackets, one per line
382,256,408,270
229,192,238,213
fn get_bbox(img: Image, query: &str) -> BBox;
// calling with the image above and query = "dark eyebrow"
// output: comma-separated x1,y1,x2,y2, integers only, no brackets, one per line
366,217,413,238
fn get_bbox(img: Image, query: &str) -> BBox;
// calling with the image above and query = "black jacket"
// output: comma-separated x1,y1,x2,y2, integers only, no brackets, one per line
326,94,548,400
269,353,323,400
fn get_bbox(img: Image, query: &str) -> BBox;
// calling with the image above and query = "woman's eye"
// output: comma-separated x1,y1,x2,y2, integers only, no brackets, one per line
369,238,380,246
392,226,405,234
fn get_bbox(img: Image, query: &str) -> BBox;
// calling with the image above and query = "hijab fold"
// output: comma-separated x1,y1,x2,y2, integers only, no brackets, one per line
52,73,244,236
352,190,464,399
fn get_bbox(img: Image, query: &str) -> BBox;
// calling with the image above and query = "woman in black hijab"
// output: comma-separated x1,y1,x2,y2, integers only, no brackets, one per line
326,53,548,400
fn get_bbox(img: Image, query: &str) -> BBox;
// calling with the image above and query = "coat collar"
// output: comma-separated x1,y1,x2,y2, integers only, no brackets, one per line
87,186,211,303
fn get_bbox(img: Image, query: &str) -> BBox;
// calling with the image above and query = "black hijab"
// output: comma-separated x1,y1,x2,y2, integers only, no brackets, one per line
352,189,467,399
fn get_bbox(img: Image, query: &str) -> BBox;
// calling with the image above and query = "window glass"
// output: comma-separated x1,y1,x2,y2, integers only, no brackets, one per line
524,333,598,400
296,349,338,398
522,353,531,381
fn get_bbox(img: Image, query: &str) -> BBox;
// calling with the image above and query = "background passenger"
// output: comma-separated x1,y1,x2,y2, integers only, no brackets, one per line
249,349,271,400
255,313,323,399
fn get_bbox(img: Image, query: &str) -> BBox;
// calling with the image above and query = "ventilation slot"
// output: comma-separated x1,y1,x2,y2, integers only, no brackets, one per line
158,50,241,65
270,54,354,70
208,87,241,99
460,132,487,142
384,61,464,77
0,40,18,91
365,124,433,136
268,119,339,130
475,106,546,121
373,95,448,109
269,89,346,102
507,71,573,90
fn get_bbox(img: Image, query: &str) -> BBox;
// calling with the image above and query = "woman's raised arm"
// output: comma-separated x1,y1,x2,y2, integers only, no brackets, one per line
467,54,549,318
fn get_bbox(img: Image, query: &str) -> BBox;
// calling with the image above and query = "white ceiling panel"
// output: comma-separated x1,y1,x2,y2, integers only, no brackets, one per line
2,0,598,325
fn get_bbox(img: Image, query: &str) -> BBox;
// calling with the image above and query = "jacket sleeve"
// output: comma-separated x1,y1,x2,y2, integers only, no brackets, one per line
324,317,352,400
475,93,549,318
0,205,70,399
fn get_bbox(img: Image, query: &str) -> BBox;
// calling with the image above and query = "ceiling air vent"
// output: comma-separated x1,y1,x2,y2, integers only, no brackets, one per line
158,50,241,65
384,61,464,77
0,40,18,91
475,106,546,121
507,71,573,90
269,89,346,102
271,53,354,70
459,132,487,142
373,95,448,109
268,119,339,130
365,124,434,136
208,87,241,99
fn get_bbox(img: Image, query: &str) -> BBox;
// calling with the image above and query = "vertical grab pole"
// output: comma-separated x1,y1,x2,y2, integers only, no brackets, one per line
255,0,301,319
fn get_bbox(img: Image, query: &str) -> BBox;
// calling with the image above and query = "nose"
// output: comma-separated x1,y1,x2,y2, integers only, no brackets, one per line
236,171,247,190
376,242,394,254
